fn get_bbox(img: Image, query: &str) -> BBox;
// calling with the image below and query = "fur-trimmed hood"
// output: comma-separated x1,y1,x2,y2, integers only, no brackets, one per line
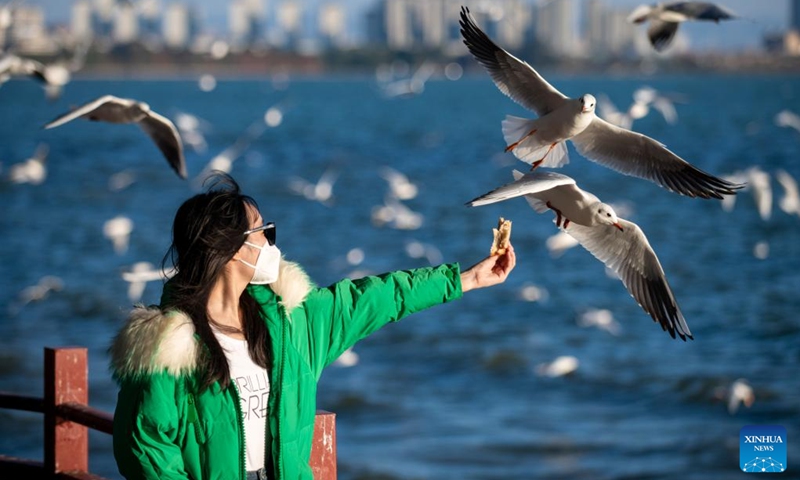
109,259,314,380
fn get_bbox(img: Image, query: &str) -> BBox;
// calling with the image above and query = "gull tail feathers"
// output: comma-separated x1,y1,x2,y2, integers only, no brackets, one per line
522,194,549,213
502,115,569,168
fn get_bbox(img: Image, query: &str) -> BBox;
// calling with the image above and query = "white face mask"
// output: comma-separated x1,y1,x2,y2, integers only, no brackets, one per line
238,241,281,284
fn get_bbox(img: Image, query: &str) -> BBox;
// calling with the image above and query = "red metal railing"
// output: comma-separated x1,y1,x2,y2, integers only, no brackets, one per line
0,347,337,479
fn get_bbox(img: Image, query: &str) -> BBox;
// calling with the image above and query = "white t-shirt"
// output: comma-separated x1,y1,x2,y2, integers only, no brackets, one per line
212,327,270,472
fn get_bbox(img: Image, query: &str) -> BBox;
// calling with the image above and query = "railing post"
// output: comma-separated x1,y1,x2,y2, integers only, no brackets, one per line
44,347,89,475
310,410,337,479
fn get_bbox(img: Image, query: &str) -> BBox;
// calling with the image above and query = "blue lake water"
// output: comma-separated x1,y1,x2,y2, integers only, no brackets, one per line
1,72,799,479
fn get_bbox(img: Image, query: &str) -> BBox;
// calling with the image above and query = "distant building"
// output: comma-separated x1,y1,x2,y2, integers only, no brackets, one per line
229,1,251,46
534,0,578,58
93,0,115,38
163,3,191,49
763,0,800,56
71,0,93,40
466,1,531,51
792,0,800,30
9,6,57,54
138,0,162,40
367,0,530,53
113,2,139,44
583,0,635,58
789,0,800,55
384,0,413,50
276,1,303,49
786,30,800,55
229,0,266,48
319,2,347,49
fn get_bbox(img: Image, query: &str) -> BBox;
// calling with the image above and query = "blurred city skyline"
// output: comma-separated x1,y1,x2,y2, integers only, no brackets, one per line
17,0,792,52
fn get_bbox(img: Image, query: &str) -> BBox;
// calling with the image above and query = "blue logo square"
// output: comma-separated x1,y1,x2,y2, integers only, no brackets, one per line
740,425,787,473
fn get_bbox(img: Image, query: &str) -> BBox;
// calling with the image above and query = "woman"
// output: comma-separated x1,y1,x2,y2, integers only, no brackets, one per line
110,173,516,480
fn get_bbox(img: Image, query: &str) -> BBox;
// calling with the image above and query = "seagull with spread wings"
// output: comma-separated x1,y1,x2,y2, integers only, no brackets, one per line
467,170,693,341
43,95,187,179
628,1,737,52
459,6,741,200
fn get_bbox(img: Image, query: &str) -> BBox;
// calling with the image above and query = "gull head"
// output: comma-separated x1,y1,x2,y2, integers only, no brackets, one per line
627,4,653,23
135,101,152,114
595,202,623,231
579,94,596,114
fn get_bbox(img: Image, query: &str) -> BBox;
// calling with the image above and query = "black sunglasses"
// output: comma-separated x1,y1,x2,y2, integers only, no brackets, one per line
243,222,276,246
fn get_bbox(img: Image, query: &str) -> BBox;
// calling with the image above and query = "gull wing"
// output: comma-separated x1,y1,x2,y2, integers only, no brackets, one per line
466,170,575,209
565,218,692,340
647,19,680,51
139,111,187,179
664,2,736,21
571,116,743,199
43,95,127,129
459,6,567,116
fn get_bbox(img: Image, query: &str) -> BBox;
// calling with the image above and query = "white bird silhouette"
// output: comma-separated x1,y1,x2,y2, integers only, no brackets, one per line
775,169,800,217
174,111,211,154
536,355,579,377
0,52,41,86
721,167,771,221
518,283,549,303
28,39,89,100
122,261,177,303
8,143,48,185
193,110,273,187
379,166,418,200
404,240,443,265
716,378,755,415
9,275,64,315
103,215,134,255
545,230,580,258
379,61,437,99
108,169,138,192
597,87,680,130
333,347,360,368
775,109,800,134
577,308,622,336
371,196,424,230
288,167,338,206
17,276,63,304
459,7,740,200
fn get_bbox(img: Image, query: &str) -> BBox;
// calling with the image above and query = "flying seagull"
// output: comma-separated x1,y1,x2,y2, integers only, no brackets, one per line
628,2,736,52
467,170,693,341
459,6,741,200
43,95,187,179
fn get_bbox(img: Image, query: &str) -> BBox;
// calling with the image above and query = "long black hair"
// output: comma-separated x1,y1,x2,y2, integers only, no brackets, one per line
162,172,272,391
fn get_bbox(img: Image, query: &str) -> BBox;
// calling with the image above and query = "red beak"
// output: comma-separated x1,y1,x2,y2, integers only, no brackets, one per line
614,223,624,231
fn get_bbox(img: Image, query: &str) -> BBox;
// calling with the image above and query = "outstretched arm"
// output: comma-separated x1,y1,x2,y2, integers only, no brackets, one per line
460,243,516,293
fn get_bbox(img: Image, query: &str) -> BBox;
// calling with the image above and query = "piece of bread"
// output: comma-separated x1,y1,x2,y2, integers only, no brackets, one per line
490,217,512,256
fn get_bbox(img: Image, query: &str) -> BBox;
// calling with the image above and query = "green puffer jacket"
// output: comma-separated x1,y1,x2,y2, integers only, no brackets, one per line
110,259,463,480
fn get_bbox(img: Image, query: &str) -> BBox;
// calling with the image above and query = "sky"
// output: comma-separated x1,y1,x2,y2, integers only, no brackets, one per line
22,0,793,52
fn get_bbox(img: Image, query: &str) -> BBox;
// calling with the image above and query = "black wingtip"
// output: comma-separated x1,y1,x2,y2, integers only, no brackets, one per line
672,327,693,342
175,163,188,180
464,195,480,207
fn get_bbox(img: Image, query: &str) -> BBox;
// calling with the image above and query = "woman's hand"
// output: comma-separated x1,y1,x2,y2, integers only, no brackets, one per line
460,244,516,293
